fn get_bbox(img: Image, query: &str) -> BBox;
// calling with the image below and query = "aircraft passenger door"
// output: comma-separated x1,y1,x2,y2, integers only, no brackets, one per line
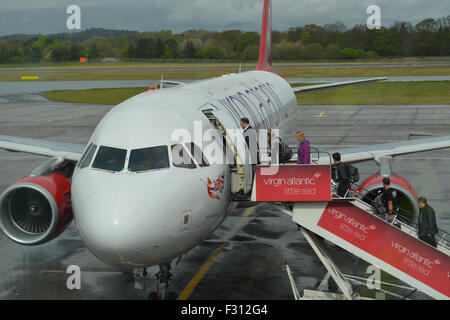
201,108,253,195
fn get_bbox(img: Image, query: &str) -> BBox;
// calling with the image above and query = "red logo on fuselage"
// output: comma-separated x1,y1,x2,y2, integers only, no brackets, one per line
201,172,225,200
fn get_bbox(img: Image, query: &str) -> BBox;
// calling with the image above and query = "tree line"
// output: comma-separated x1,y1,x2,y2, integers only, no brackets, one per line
0,16,449,64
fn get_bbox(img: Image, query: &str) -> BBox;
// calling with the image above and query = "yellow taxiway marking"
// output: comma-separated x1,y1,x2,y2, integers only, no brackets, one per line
21,76,39,80
313,111,327,118
178,206,257,300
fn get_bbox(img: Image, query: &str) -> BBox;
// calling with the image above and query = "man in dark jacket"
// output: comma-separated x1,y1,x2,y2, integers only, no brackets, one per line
382,177,398,223
332,153,350,197
418,197,439,247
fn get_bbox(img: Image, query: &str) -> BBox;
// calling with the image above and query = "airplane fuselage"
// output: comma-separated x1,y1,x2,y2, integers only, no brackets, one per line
71,70,297,267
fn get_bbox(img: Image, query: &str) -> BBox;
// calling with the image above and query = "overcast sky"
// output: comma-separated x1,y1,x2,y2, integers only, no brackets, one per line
0,0,449,36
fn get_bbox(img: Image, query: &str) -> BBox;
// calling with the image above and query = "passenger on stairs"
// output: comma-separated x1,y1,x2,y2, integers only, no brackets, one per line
269,130,292,164
240,117,259,166
332,153,350,197
381,177,398,223
296,131,311,165
418,197,439,248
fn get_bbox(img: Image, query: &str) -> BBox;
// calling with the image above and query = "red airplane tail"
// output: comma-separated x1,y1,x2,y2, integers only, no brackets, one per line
257,0,272,72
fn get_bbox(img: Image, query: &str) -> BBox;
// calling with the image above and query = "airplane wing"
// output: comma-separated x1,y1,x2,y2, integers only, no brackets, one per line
162,80,186,86
290,77,450,163
313,135,450,164
0,135,84,162
1,132,450,167
293,77,387,94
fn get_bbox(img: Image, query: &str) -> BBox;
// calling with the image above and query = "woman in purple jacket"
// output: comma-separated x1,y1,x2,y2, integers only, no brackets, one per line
296,131,311,164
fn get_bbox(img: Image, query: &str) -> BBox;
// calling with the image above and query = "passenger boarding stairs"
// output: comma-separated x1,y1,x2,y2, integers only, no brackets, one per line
249,163,450,300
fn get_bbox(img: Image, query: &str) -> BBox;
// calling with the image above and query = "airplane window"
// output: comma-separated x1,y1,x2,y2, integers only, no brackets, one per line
79,144,97,169
92,146,127,172
78,143,93,168
129,146,170,172
187,143,210,167
171,144,196,169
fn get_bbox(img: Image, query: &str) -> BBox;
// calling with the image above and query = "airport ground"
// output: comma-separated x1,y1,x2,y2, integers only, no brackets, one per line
0,60,450,81
0,70,449,298
41,81,450,105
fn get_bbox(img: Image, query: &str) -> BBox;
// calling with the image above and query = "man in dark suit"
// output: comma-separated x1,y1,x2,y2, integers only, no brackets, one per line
240,117,258,165
332,152,350,197
418,197,439,247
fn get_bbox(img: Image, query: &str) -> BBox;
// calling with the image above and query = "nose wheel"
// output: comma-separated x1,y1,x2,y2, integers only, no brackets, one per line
148,261,178,300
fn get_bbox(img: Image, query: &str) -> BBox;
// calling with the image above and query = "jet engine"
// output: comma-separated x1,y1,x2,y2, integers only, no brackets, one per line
0,172,73,245
355,172,419,224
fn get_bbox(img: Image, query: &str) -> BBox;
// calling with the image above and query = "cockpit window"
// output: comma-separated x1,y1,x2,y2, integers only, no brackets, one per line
92,146,127,172
79,143,97,169
186,143,209,167
78,143,92,168
129,146,170,172
171,144,196,169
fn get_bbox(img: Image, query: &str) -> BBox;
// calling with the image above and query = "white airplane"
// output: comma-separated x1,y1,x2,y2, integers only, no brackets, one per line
0,0,449,299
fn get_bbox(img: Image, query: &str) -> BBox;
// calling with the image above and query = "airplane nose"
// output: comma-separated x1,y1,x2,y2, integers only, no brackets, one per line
75,189,156,266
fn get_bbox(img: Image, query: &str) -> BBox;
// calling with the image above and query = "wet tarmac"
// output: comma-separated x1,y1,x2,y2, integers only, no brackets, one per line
0,85,449,300
1,76,449,96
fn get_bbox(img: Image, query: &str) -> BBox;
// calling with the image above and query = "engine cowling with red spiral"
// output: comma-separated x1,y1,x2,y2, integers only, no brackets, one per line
0,172,73,245
355,172,419,223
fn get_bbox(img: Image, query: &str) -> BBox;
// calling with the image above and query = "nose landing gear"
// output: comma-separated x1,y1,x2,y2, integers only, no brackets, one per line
148,261,178,300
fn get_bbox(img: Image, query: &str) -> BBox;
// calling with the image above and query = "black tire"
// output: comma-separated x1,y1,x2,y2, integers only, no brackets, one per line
148,292,159,300
167,292,179,300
